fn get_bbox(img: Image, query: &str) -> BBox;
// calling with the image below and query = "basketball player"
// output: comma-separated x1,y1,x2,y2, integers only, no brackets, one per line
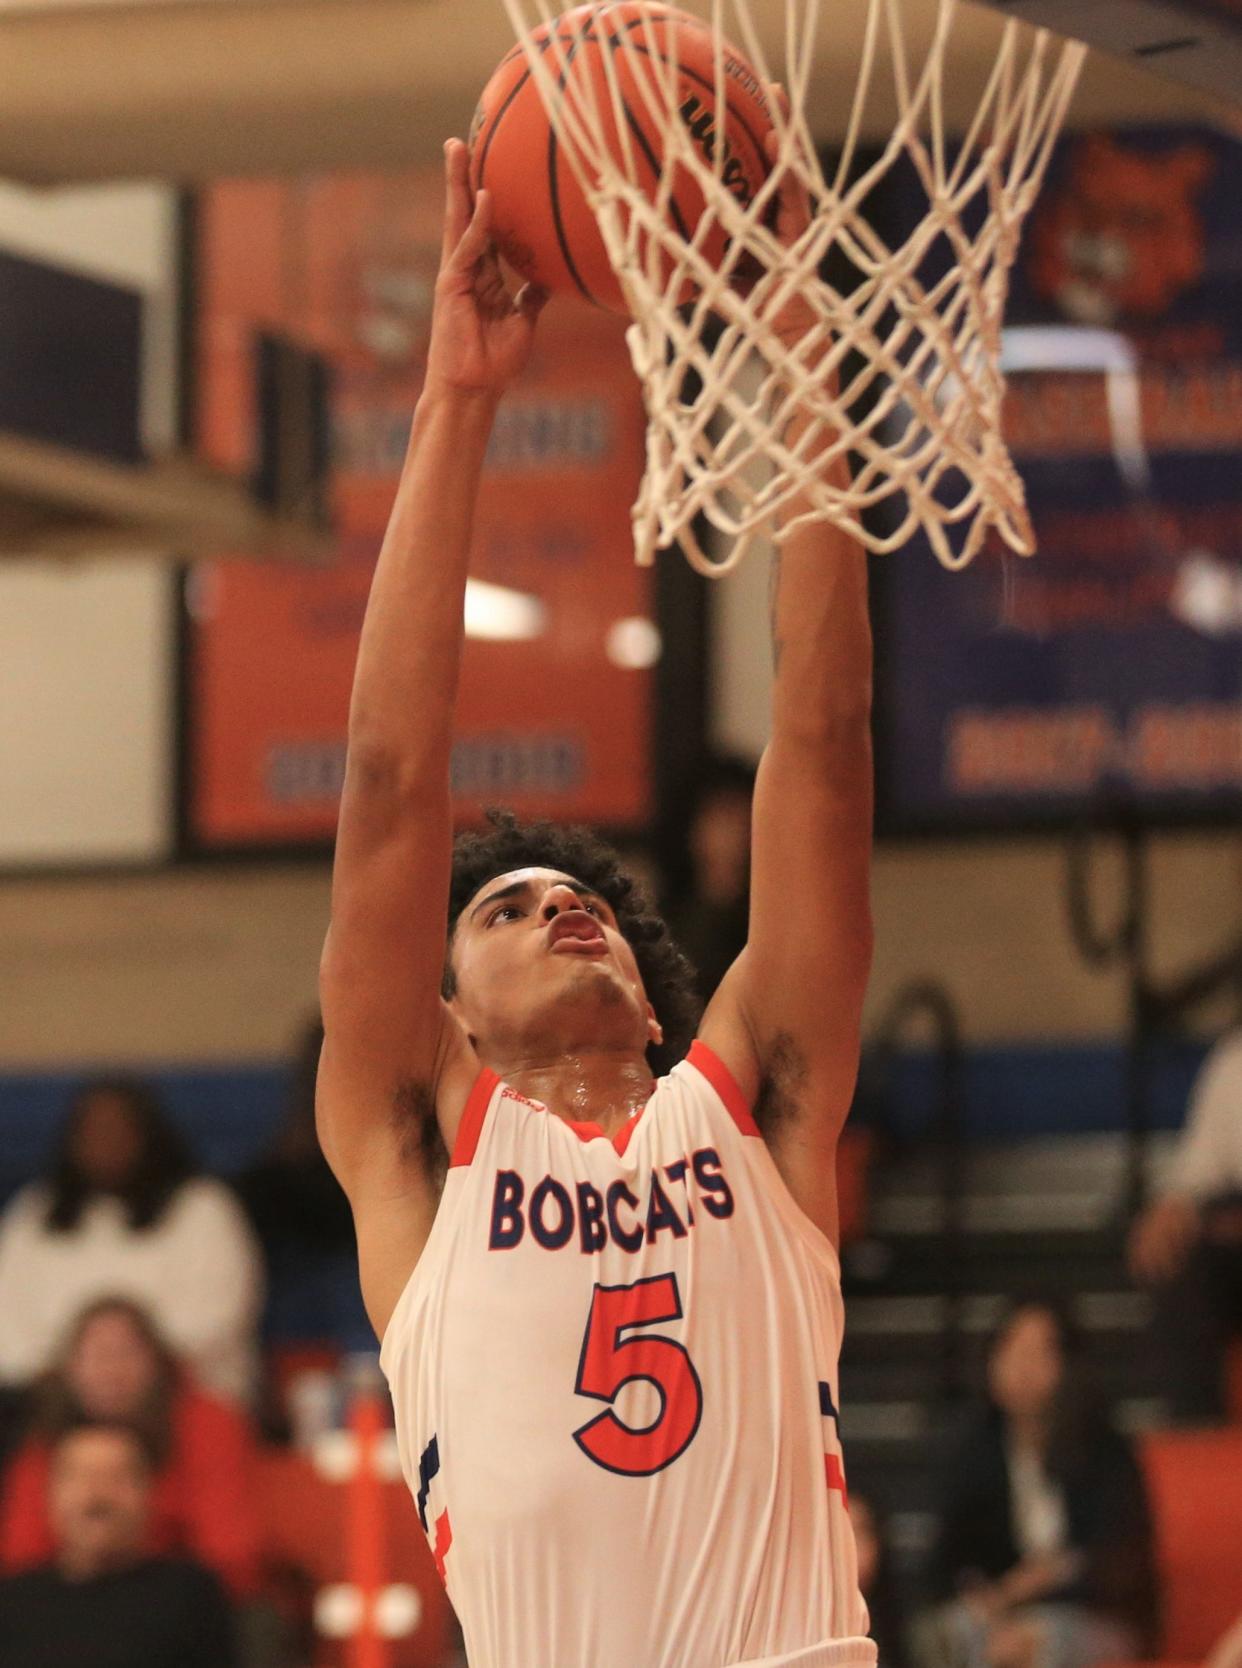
317,132,874,1668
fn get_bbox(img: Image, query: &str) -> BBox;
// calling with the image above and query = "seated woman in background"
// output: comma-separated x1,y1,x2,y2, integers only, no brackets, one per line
914,1298,1157,1668
235,1020,369,1367
0,1297,261,1601
0,1076,263,1405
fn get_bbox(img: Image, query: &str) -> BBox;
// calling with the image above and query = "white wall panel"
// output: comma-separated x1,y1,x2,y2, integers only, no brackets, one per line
0,559,172,865
0,179,179,866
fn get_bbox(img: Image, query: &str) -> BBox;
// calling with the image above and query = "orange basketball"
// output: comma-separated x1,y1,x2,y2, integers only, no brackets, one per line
469,3,774,314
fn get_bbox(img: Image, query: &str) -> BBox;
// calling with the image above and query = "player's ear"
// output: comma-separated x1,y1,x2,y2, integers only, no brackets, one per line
646,1004,664,1048
446,991,476,1050
444,957,478,1048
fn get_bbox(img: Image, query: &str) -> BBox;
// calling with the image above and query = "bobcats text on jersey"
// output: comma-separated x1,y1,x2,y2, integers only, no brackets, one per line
487,1141,735,1253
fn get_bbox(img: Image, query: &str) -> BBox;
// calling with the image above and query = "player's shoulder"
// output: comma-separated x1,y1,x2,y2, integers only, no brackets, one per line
673,1037,760,1138
692,962,764,1111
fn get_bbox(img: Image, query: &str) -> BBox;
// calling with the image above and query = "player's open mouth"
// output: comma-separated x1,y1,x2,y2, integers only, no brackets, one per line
547,912,607,952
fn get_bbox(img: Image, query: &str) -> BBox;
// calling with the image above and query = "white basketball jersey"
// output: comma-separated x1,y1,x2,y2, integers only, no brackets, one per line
381,1041,874,1668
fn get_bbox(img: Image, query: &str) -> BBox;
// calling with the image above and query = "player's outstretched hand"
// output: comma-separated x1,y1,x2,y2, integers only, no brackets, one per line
425,138,548,400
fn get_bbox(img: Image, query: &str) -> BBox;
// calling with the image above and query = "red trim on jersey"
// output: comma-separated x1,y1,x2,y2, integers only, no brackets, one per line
565,1119,605,1144
432,1508,453,1584
564,1108,645,1154
611,1109,644,1156
449,1068,500,1168
825,1453,847,1499
469,1082,648,1155
687,1040,759,1137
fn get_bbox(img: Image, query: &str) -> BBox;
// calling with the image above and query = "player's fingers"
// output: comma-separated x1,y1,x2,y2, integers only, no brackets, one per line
441,139,473,266
766,78,791,125
449,189,494,275
516,281,550,321
764,81,812,199
763,125,812,242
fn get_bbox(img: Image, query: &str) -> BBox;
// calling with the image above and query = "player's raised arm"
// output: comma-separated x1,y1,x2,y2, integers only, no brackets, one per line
700,125,874,1245
317,140,546,1333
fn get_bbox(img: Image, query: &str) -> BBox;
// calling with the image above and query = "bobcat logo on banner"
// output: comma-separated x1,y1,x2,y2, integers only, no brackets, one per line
1028,134,1215,327
875,123,1242,832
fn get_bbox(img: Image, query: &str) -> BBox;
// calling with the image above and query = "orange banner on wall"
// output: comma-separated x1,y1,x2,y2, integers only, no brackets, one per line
187,169,653,848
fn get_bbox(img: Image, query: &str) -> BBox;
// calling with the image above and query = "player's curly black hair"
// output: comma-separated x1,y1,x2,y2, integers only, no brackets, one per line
443,809,700,1072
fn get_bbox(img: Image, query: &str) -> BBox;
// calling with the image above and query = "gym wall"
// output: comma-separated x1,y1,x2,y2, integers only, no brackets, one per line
0,180,179,868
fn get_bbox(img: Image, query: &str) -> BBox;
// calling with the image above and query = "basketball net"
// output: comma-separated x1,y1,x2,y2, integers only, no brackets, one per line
498,0,1086,572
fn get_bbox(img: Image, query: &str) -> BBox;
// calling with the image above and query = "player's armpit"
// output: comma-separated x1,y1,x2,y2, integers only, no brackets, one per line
698,954,863,1247
315,998,469,1182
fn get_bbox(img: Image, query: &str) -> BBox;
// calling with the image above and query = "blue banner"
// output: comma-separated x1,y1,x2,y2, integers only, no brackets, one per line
879,125,1242,832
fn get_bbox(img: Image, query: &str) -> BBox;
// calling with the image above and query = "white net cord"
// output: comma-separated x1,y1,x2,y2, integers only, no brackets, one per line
498,0,1087,572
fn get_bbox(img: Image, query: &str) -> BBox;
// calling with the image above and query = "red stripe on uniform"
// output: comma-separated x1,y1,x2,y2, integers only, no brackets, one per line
687,1040,760,1137
566,1119,606,1144
449,1069,500,1168
825,1453,847,1499
432,1508,453,1584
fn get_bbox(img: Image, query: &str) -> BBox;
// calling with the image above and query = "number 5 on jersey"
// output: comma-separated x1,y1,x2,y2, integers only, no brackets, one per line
573,1273,703,1476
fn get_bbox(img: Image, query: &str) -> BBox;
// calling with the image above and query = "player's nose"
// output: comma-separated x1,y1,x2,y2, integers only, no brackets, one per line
540,883,583,921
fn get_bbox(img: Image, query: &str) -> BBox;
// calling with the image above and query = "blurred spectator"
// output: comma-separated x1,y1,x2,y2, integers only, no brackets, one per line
235,1021,353,1262
1128,1028,1242,1422
1,1297,261,1601
0,1418,237,1668
669,754,755,1003
235,1022,369,1423
0,1077,263,1405
914,1299,1156,1668
851,1491,907,1668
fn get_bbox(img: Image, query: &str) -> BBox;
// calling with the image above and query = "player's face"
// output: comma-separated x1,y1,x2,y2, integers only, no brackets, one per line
448,867,662,1064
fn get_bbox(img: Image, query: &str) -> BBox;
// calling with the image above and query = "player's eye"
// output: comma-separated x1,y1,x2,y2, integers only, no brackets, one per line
488,904,523,926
